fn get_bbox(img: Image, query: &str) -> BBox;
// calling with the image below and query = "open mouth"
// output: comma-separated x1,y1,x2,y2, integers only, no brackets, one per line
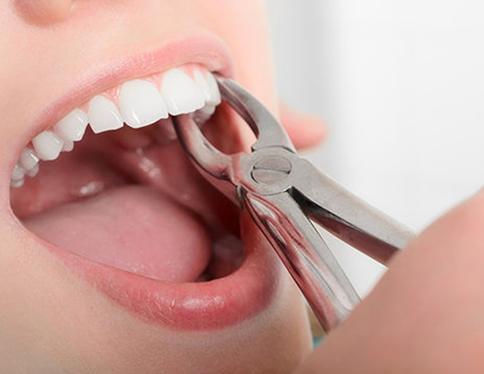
9,55,281,330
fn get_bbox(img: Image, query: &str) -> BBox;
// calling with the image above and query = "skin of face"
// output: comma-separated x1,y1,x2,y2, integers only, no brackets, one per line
0,1,321,372
13,2,482,373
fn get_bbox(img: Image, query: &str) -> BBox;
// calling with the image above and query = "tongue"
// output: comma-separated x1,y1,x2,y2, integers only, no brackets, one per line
24,186,212,282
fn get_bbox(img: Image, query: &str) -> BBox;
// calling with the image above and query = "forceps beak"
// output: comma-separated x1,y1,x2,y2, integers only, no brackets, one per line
172,76,294,204
172,112,239,204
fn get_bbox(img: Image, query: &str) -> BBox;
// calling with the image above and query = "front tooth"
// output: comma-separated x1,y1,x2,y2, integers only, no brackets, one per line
119,79,168,128
88,95,123,134
204,71,221,106
53,109,88,142
32,131,64,161
19,147,39,171
160,68,205,116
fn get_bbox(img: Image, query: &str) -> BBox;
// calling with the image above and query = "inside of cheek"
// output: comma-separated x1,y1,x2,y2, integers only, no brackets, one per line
9,112,245,283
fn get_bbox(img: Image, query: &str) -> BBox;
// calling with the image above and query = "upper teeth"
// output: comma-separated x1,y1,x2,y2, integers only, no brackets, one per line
119,79,168,129
160,68,205,115
11,65,220,188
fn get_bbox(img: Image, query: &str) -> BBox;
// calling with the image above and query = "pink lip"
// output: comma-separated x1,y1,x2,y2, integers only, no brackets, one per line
25,32,233,145
54,221,281,330
14,34,282,330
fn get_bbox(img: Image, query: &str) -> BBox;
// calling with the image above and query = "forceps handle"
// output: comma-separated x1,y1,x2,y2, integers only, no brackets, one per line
243,191,361,332
290,158,415,264
240,148,414,332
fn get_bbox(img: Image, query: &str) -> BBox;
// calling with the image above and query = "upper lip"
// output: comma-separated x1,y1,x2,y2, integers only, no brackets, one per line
15,32,233,162
9,33,282,330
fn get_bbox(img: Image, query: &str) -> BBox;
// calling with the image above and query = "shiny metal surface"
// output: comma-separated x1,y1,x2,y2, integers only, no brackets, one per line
173,77,414,333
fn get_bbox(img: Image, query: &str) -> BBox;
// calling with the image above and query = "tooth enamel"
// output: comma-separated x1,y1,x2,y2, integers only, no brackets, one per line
13,65,222,188
160,68,205,116
62,140,74,152
88,95,123,134
119,79,168,128
11,164,25,188
193,68,212,103
32,131,64,161
19,147,39,171
204,71,221,106
53,109,88,142
26,163,39,177
10,178,24,188
12,164,25,180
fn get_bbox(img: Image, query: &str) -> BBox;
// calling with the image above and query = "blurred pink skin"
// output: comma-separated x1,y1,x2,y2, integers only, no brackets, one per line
299,191,484,373
0,1,322,373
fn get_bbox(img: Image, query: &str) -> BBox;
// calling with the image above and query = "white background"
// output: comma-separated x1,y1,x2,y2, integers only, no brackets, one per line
265,0,484,295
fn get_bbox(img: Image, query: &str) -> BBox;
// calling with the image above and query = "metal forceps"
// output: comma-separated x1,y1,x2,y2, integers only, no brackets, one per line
173,77,414,333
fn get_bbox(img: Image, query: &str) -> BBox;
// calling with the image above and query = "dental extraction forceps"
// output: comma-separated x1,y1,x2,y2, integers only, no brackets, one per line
173,77,414,333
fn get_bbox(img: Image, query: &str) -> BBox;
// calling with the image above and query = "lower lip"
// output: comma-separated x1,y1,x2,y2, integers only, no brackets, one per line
47,219,281,330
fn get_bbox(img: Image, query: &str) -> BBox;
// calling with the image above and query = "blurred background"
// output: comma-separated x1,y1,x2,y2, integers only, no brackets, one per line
265,0,484,296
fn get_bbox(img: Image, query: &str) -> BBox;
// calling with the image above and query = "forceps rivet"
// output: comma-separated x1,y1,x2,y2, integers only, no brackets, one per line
251,156,292,184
